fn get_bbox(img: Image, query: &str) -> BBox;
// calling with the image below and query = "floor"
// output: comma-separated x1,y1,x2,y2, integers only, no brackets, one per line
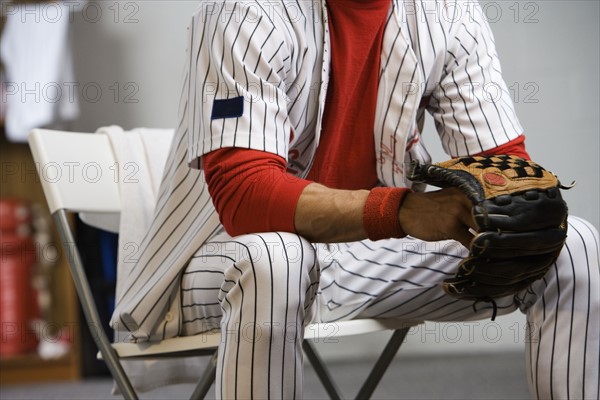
1,352,530,399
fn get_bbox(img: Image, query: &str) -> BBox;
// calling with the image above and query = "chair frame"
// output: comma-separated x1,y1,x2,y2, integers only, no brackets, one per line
29,128,417,400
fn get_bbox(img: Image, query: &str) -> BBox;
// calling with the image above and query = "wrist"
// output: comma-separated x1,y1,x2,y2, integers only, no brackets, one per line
363,187,412,241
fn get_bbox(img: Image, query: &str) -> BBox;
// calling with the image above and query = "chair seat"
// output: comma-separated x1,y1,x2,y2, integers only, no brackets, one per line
102,319,419,360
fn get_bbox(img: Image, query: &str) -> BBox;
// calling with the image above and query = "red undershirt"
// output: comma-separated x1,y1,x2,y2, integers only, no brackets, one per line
305,0,389,189
203,2,529,237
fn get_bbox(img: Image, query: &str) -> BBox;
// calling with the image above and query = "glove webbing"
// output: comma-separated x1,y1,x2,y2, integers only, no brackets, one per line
459,155,545,179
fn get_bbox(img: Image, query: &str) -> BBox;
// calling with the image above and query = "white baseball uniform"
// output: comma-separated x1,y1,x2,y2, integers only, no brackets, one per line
110,1,600,399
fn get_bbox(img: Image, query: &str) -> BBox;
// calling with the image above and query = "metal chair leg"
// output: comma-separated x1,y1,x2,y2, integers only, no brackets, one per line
54,210,138,400
190,351,218,400
303,340,345,400
354,327,410,399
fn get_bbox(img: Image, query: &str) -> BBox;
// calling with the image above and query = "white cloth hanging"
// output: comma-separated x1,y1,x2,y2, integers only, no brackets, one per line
1,2,79,141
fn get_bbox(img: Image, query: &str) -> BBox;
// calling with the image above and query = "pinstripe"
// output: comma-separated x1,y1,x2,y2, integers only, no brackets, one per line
273,86,281,154
157,131,189,195
464,57,497,147
550,262,560,400
323,280,378,298
567,219,596,399
287,76,308,118
469,35,508,144
244,76,252,148
154,126,187,208
455,36,471,56
404,1,426,82
242,15,262,62
230,8,250,83
256,235,275,399
392,60,419,183
282,233,302,398
249,247,258,398
330,299,373,322
446,49,459,66
501,105,520,135
420,0,437,61
378,40,410,182
450,68,483,152
281,237,290,400
219,294,231,399
205,2,225,152
260,26,276,51
231,261,244,399
535,326,542,399
439,80,467,155
564,242,576,398
378,13,399,82
336,256,389,283
188,18,200,155
527,304,535,395
219,4,236,80
536,277,548,399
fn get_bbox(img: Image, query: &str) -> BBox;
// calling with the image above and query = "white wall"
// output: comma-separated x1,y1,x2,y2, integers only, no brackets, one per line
66,1,598,357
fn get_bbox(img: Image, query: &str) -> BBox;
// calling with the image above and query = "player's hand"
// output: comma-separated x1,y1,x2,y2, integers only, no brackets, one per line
398,187,476,247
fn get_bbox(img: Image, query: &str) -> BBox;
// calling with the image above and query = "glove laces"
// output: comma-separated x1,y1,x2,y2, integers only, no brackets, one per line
472,299,498,321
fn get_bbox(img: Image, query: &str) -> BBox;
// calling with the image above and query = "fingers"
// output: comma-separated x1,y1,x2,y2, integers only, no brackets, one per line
443,187,478,231
458,205,478,231
433,188,476,246
398,188,477,245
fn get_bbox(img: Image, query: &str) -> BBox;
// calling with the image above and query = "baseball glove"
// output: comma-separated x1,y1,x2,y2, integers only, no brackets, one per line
408,155,569,319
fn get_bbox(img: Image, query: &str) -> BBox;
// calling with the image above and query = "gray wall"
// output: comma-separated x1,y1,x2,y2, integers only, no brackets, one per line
67,1,599,357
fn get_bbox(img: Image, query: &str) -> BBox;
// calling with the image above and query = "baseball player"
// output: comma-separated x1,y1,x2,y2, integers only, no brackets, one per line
111,1,600,399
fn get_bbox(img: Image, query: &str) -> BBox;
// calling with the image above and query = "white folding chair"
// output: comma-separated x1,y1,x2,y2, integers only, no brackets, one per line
28,128,419,400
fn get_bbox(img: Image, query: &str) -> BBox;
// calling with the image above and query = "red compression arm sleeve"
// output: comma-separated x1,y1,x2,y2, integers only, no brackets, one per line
476,135,530,159
203,148,312,237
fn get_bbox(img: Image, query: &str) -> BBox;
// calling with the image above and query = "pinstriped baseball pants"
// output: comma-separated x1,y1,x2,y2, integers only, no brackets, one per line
181,216,599,399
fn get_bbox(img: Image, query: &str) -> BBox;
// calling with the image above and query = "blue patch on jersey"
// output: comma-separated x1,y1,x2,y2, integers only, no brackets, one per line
211,96,244,120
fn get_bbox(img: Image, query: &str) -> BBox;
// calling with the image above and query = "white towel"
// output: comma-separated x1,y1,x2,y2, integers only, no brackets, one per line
91,126,208,393
93,125,173,302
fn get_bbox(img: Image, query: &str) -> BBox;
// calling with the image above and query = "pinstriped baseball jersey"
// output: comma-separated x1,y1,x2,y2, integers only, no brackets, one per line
110,0,524,340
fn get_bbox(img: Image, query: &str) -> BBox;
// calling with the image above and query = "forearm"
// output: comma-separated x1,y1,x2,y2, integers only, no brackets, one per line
204,148,476,246
294,183,476,247
294,183,370,243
